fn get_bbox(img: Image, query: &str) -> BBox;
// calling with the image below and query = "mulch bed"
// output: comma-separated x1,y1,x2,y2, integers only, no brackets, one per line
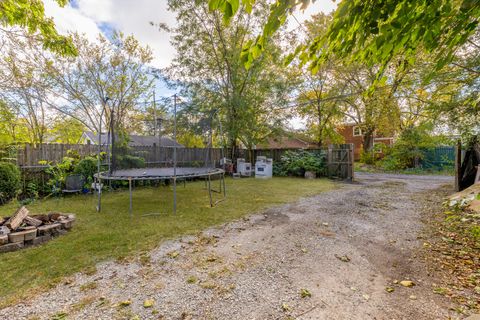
418,186,480,315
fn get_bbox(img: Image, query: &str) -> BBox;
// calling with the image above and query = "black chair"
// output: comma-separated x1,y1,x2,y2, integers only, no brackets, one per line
62,174,85,193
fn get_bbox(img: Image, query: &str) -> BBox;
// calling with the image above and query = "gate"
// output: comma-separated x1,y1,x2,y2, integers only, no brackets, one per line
326,144,354,181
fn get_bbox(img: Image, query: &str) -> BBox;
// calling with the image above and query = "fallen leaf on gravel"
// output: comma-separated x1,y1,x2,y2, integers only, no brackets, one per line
300,288,312,298
301,248,308,253
385,287,395,293
335,254,351,262
322,222,329,226
409,295,417,300
51,312,68,320
400,280,415,287
167,251,179,258
281,303,291,312
118,300,131,307
143,299,154,308
433,287,448,295
362,294,370,301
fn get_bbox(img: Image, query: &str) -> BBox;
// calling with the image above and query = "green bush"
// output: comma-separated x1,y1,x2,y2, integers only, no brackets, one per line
0,162,21,204
375,124,452,171
41,156,78,194
74,157,97,180
359,150,376,165
275,150,326,177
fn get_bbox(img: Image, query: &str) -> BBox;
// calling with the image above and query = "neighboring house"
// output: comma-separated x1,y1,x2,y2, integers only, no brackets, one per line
336,124,395,160
79,131,184,147
255,136,317,149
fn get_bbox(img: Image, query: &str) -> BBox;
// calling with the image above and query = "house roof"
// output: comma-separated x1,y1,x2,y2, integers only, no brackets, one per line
256,136,316,149
81,132,183,147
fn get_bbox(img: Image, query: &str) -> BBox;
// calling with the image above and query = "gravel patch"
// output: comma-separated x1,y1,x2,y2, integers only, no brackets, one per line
0,173,458,319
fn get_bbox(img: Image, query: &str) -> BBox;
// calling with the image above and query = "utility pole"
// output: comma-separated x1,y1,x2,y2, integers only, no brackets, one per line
97,97,110,212
173,94,177,214
153,89,157,138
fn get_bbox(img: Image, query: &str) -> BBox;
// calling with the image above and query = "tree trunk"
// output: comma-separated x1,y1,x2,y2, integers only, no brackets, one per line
362,130,374,152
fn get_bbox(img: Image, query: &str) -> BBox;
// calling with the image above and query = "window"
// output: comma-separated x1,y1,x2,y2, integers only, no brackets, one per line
353,126,363,136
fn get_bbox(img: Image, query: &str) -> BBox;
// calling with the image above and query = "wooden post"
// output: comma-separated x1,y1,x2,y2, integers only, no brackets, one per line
327,145,333,178
455,140,462,192
25,144,30,167
350,143,355,181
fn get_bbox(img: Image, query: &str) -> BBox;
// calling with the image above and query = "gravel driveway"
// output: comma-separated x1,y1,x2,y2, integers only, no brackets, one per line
1,173,458,320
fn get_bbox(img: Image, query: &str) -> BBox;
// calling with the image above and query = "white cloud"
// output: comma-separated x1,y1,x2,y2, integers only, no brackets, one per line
43,0,102,41
295,0,337,21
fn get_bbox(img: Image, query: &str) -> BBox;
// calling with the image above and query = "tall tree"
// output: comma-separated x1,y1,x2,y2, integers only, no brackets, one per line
49,117,85,144
166,0,291,156
293,13,344,146
0,33,53,145
46,32,154,135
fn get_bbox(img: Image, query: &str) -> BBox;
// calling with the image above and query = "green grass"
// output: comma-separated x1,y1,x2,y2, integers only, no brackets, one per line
0,177,334,306
354,162,454,176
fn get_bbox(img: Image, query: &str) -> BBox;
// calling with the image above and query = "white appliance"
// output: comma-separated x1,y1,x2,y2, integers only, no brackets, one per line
220,157,232,166
236,158,252,177
255,156,273,179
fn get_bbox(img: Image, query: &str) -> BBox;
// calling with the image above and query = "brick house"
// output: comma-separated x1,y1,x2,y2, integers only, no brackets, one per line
337,124,394,160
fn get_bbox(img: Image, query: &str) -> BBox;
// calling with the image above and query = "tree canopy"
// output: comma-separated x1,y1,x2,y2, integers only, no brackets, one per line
0,0,76,56
211,0,479,79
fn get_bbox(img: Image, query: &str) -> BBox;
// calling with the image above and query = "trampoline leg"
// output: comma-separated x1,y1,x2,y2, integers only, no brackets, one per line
222,173,226,197
207,175,213,207
96,176,102,212
173,177,177,214
129,178,133,218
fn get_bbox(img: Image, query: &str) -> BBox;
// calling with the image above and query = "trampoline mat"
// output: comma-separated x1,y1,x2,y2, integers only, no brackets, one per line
97,167,224,180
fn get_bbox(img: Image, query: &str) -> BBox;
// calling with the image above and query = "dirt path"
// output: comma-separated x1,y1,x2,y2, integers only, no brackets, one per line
1,173,459,320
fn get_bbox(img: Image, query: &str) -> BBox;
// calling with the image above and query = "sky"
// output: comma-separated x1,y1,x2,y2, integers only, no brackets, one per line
44,0,338,128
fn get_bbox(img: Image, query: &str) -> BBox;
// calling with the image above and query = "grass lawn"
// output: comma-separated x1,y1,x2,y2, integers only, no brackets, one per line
0,177,334,307
354,162,454,176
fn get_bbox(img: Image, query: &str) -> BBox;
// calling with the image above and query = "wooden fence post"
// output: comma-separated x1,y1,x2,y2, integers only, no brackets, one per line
25,144,31,167
327,145,333,178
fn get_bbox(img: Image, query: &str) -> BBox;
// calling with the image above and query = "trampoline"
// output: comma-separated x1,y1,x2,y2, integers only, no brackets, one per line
95,167,225,217
94,94,227,216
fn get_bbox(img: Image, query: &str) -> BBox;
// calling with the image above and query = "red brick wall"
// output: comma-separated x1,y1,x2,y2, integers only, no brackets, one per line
337,126,363,160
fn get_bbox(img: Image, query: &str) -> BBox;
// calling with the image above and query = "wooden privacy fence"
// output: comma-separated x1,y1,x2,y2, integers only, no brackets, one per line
17,144,99,167
129,146,224,166
15,144,225,167
15,143,354,180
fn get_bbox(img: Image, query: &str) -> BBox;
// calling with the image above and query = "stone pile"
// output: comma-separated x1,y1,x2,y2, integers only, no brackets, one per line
0,206,75,253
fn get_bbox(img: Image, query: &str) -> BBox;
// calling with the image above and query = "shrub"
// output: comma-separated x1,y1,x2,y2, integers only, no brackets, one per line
275,150,326,177
0,162,21,204
41,156,78,194
359,150,376,165
74,157,97,180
